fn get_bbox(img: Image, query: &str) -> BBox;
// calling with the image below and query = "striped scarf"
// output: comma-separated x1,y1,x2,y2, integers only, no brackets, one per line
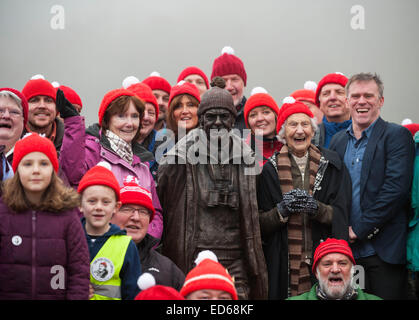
105,130,133,164
276,144,321,297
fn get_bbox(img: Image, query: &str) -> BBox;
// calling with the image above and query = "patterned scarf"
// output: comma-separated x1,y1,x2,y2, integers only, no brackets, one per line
275,143,321,297
105,130,133,164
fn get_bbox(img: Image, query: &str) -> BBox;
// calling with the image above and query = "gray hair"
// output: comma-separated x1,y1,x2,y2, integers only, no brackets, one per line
0,90,23,109
346,73,384,98
277,116,318,144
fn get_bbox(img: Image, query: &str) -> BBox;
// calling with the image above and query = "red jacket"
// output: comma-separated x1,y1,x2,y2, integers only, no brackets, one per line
0,200,90,299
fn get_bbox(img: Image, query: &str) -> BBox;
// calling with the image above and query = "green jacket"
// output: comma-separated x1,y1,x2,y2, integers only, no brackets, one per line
287,283,382,300
407,131,419,271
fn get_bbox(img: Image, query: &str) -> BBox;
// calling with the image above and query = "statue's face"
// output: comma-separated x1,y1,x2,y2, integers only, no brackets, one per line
201,108,235,139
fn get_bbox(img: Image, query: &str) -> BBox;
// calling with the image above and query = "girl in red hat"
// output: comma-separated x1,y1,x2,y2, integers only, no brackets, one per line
0,133,90,299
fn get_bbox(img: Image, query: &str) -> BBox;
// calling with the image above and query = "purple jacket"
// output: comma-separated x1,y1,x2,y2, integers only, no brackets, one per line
59,116,163,241
0,200,90,300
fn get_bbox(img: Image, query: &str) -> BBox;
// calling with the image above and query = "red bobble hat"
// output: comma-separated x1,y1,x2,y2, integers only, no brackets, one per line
22,75,56,102
312,238,356,273
177,66,210,89
77,162,121,201
120,175,155,221
168,81,201,108
315,72,348,107
142,72,172,95
276,97,314,132
135,273,185,300
59,85,83,109
180,250,238,300
244,87,280,131
403,123,419,137
12,133,59,173
211,46,247,86
0,87,29,126
122,77,159,121
98,88,136,126
290,81,318,105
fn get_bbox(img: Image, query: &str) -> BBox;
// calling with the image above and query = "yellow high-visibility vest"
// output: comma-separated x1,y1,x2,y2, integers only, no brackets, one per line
90,235,132,300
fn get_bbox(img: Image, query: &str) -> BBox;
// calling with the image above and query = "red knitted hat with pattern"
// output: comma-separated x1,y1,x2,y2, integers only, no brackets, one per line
135,273,185,300
22,76,56,102
0,87,29,126
180,251,238,300
312,238,356,273
315,72,348,107
244,87,280,130
120,175,155,221
142,72,172,94
126,82,159,121
12,133,59,173
211,46,247,86
177,66,210,89
277,97,314,132
77,162,121,201
59,85,83,109
98,88,136,126
168,81,201,108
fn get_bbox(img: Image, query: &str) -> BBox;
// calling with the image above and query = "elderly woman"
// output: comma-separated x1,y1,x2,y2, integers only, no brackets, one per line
57,88,164,242
256,97,351,300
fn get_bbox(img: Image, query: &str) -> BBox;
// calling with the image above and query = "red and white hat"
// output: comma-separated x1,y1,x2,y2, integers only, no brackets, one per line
211,46,247,86
142,71,172,95
312,238,356,273
244,87,280,131
12,132,59,173
52,82,83,109
277,96,314,132
122,76,159,120
290,81,317,105
135,273,185,300
315,72,348,107
180,250,238,300
98,88,137,126
22,74,56,102
177,66,210,89
77,162,121,201
120,175,155,221
168,80,201,108
0,87,29,126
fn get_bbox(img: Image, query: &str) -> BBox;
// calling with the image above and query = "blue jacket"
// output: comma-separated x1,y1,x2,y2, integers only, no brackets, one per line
330,117,415,264
81,219,141,300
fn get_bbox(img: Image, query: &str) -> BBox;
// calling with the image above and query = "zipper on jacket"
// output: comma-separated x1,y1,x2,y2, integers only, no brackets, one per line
32,210,36,299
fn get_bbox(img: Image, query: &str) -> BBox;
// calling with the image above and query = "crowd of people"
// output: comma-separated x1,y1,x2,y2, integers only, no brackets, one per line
0,46,418,301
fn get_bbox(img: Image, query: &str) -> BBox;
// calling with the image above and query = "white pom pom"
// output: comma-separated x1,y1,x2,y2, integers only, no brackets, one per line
123,175,139,185
177,80,186,86
221,46,235,55
250,87,268,96
195,250,218,266
122,76,140,89
96,161,112,171
137,273,156,290
335,72,345,76
303,81,317,92
31,74,45,80
150,71,161,77
282,96,296,104
402,118,413,125
51,81,60,88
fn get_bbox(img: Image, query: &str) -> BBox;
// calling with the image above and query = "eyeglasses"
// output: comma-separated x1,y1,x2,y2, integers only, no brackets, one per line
119,206,150,217
0,107,23,119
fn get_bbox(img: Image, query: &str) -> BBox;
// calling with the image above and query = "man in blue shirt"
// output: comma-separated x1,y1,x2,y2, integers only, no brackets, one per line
330,73,415,299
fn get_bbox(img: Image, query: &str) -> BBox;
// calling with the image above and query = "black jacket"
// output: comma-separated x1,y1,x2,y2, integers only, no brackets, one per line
256,147,351,299
138,234,185,290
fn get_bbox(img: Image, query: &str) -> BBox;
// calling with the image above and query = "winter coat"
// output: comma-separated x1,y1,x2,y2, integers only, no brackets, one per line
0,200,90,300
157,128,268,299
82,219,141,300
59,116,163,241
256,147,351,299
138,234,185,291
233,96,247,137
287,283,382,300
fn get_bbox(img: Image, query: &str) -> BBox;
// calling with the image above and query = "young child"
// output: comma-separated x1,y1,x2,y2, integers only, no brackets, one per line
77,162,142,300
0,133,90,299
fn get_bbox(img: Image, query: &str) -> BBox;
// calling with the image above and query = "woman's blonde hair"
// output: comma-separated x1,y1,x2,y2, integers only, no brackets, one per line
2,171,80,213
